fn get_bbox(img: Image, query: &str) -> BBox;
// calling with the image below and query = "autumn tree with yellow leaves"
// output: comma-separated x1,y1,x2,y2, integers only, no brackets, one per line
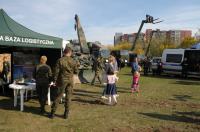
108,36,197,57
179,37,198,48
109,41,131,50
108,41,145,55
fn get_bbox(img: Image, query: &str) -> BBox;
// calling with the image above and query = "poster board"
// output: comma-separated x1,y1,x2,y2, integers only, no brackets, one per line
0,54,11,83
13,51,39,82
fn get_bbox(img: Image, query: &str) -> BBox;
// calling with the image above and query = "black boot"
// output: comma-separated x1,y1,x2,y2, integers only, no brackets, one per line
40,106,46,115
64,110,69,119
40,109,45,115
49,111,55,119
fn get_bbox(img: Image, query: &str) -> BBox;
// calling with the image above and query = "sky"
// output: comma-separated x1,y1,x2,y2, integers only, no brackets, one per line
1,0,200,44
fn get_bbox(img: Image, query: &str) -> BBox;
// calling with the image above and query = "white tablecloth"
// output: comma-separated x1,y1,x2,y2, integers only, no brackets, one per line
9,83,36,90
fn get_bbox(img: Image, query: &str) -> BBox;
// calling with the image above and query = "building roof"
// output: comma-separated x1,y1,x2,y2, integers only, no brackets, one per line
0,9,62,49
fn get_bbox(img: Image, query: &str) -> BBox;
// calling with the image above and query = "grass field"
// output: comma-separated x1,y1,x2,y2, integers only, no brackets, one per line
0,67,200,132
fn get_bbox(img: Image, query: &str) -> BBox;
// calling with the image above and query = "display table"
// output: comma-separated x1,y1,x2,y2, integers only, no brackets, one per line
9,83,51,111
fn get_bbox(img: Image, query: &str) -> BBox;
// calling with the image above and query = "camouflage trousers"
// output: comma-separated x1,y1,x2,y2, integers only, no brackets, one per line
91,71,102,84
51,80,73,114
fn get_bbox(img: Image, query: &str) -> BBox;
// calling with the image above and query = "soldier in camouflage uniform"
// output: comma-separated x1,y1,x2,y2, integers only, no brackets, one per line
91,56,103,85
49,47,78,119
36,56,52,114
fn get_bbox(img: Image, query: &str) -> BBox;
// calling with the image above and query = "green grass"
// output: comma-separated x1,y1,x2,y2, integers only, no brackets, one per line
0,67,200,132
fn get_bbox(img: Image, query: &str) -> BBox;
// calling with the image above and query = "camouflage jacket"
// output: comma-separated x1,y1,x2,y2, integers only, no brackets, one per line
54,56,78,86
92,57,103,72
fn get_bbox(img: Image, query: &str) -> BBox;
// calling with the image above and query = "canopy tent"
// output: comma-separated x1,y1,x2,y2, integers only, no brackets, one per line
0,9,62,49
191,43,200,49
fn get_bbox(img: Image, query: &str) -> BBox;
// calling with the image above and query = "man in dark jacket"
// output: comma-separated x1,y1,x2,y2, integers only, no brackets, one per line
50,47,78,119
143,58,149,76
156,60,162,75
36,56,52,114
181,58,188,78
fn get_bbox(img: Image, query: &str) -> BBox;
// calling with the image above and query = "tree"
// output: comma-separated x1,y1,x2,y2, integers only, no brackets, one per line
133,42,145,55
109,41,131,50
149,40,176,57
180,37,198,48
109,41,145,55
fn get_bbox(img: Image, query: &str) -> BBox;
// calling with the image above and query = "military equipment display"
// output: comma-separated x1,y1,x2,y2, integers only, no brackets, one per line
89,41,110,62
70,14,109,83
68,39,92,70
74,14,90,54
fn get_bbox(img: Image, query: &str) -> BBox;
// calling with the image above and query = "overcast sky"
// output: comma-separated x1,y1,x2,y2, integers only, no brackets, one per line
1,0,200,44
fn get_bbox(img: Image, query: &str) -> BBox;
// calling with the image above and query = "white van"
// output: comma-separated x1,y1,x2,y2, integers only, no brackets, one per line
162,49,185,75
162,48,200,77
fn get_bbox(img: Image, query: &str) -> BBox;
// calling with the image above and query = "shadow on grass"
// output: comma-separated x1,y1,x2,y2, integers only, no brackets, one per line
138,111,200,124
143,74,177,80
0,97,48,117
120,72,172,79
169,94,193,102
176,111,200,117
117,86,132,94
93,84,130,94
82,84,104,89
73,88,102,99
0,98,15,110
72,98,105,105
72,88,106,105
117,90,130,94
121,73,132,76
116,87,130,94
140,73,200,82
73,93,97,98
74,89,100,95
171,80,200,85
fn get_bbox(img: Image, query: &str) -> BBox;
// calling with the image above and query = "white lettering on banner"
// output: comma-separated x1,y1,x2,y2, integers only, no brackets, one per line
13,37,21,42
0,36,4,41
5,36,10,41
0,35,55,46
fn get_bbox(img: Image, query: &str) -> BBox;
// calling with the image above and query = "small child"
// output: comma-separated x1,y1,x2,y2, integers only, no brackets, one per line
105,70,119,105
131,57,141,94
131,71,140,93
101,55,118,99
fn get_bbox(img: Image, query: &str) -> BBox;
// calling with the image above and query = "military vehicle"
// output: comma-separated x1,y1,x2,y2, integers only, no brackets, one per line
88,41,110,63
68,14,109,83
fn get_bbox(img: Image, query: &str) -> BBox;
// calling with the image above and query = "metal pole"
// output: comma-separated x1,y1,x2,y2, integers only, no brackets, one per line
131,20,146,51
145,31,155,56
